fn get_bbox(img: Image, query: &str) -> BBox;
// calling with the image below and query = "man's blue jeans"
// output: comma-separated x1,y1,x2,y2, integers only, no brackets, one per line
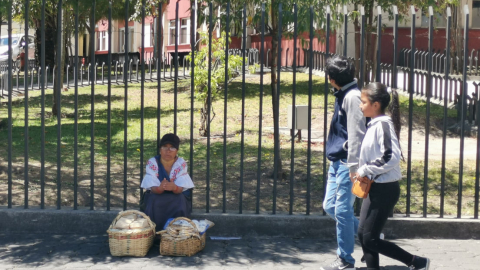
323,159,359,265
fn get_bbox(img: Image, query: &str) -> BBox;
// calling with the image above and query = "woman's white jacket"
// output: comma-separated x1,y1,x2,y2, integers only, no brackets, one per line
357,115,402,183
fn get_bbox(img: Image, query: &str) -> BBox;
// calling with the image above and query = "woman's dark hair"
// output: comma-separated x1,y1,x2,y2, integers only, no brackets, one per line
325,55,355,87
362,83,403,159
157,133,180,150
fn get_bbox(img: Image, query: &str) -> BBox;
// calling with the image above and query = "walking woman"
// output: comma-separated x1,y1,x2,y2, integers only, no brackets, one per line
355,83,430,270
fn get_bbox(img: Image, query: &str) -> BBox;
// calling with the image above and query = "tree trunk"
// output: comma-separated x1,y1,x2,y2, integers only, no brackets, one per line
451,5,463,74
270,1,283,178
34,13,57,71
199,97,210,137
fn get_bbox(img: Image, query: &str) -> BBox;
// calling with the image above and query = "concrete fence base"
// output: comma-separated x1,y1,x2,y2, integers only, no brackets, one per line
1,207,479,239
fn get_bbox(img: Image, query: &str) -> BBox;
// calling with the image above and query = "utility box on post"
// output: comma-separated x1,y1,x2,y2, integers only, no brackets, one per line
287,105,309,141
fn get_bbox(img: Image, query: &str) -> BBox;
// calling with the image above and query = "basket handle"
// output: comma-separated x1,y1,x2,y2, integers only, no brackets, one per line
167,217,198,233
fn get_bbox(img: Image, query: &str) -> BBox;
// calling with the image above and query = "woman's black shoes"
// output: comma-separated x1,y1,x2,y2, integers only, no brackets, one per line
409,256,430,270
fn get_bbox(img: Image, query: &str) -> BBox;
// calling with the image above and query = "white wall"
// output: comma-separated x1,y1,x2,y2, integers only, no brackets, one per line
1,21,35,36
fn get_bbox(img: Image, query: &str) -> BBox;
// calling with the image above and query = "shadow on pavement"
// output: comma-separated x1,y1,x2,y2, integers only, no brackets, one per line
0,233,340,268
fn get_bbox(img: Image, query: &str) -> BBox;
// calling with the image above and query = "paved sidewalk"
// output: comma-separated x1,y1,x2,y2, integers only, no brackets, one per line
0,233,478,270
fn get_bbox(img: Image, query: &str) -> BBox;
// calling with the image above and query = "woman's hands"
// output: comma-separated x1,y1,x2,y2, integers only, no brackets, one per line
161,179,176,191
350,172,357,183
150,178,170,194
150,179,184,194
159,178,183,194
352,172,370,183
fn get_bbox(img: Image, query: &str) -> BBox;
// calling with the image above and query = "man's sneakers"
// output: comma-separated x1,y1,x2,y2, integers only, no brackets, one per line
320,256,355,270
409,256,430,270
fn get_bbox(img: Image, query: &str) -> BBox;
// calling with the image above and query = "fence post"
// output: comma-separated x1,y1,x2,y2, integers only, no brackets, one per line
55,0,64,210
470,49,475,76
102,62,105,84
183,57,186,77
476,81,480,219
86,63,90,85
116,61,119,84
7,1,14,208
343,5,348,56
458,5,470,218
94,63,98,84
53,65,56,87
37,67,41,90
123,0,130,211
189,2,195,191
136,59,139,81
73,0,79,210
24,0,31,208
273,2,283,215
149,58,152,80
406,5,416,217
130,59,133,82
89,0,96,210
223,2,230,213
359,7,366,88
45,66,49,89
322,5,331,216
286,48,289,68
106,0,112,211
289,2,298,215
266,49,270,68
66,64,70,88
28,66,33,90
392,6,398,89
476,54,479,76
423,6,434,218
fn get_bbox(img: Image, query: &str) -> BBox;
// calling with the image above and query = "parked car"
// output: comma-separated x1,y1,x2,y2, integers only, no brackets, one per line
0,34,35,70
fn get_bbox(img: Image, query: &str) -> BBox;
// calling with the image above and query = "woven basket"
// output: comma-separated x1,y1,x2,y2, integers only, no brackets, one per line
158,217,206,257
107,210,156,257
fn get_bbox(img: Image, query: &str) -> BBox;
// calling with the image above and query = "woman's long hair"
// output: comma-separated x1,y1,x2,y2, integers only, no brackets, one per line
363,83,403,159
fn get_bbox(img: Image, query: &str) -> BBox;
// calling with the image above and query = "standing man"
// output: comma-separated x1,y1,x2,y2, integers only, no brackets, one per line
320,56,366,270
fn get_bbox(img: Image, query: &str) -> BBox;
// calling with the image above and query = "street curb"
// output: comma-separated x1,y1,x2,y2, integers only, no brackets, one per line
1,208,479,239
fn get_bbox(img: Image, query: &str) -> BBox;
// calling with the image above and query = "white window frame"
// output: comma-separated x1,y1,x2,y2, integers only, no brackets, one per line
473,1,480,29
180,18,190,44
144,24,151,47
169,18,190,45
119,26,135,52
169,20,176,45
97,31,108,51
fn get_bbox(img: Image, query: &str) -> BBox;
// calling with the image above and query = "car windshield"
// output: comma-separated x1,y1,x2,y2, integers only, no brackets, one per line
0,38,19,46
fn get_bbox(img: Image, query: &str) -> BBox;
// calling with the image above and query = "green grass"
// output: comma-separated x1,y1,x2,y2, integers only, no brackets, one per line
0,72,477,217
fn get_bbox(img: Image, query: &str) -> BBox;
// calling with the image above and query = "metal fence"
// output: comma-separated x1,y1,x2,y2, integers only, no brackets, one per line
1,1,479,219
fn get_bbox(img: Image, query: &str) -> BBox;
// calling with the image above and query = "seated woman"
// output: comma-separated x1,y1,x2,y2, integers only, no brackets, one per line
140,133,194,232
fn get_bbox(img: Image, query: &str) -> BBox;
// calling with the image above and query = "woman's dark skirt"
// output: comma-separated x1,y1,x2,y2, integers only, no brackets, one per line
144,191,192,232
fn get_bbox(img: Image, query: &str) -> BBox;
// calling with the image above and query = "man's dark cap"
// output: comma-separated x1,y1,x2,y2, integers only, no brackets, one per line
159,133,180,150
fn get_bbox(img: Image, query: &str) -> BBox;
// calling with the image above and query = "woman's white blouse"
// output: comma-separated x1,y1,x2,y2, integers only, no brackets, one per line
140,157,194,190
